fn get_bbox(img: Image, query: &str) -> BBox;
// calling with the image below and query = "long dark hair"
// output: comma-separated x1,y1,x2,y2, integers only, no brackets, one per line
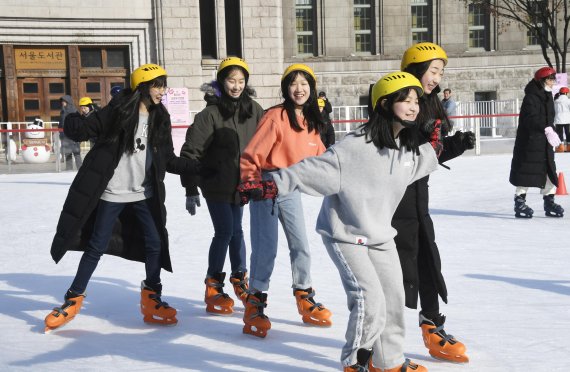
405,60,452,135
100,75,171,154
276,70,325,134
216,65,256,123
359,87,420,153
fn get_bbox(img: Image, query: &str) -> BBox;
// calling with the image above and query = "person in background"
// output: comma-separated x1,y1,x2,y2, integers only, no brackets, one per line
318,91,333,121
238,63,332,338
180,57,264,316
553,86,570,152
318,98,336,148
79,97,100,146
58,95,82,171
510,67,564,218
441,88,456,117
110,86,123,100
266,72,434,372
44,64,204,332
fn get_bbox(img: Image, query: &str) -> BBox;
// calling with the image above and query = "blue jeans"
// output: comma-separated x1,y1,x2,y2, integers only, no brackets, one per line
248,172,312,292
70,199,162,294
205,200,246,276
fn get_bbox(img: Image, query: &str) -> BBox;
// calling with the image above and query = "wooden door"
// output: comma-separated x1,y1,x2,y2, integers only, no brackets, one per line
79,77,126,108
17,77,67,122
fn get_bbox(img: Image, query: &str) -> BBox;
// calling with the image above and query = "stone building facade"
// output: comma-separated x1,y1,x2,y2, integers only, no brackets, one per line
0,0,565,123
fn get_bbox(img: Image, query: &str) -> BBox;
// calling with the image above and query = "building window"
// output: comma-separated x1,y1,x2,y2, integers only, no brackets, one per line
295,0,317,56
411,0,432,43
80,47,128,69
354,0,375,54
225,0,242,57
468,2,490,50
199,0,218,58
527,0,547,46
80,48,102,68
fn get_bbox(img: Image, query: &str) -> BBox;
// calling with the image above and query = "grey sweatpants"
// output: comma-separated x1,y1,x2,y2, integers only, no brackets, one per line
322,236,406,369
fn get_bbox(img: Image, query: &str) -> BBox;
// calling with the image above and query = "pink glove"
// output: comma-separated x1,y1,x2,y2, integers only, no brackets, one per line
545,126,561,147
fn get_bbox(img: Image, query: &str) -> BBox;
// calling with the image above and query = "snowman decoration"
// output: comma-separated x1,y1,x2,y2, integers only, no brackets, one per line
21,118,51,163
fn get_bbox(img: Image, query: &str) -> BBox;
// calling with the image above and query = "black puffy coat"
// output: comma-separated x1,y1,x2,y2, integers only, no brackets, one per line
50,101,200,272
510,79,558,188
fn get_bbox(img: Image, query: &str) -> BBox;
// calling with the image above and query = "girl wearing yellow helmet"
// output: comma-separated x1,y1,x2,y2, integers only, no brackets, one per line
44,64,203,332
180,57,264,316
393,43,472,363
260,71,436,372
237,64,330,338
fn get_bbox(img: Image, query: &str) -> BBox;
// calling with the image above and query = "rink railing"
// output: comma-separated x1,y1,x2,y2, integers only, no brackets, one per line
1,100,520,173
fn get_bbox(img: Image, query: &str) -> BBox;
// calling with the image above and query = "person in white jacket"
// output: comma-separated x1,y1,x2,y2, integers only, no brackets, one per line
256,72,438,372
554,86,570,151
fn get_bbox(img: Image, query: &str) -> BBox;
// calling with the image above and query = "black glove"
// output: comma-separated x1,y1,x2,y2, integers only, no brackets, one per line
462,131,476,150
237,181,264,206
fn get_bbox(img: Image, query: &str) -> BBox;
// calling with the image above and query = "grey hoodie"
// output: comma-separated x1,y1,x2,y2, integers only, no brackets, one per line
271,130,439,247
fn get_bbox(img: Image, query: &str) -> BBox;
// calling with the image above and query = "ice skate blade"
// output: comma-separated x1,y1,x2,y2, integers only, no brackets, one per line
143,315,178,326
206,304,234,316
301,315,332,327
545,212,564,218
243,324,268,338
429,350,469,363
515,213,533,218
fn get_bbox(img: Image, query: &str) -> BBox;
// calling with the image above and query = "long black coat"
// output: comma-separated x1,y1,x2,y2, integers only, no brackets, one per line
393,127,471,309
50,102,199,272
510,79,558,188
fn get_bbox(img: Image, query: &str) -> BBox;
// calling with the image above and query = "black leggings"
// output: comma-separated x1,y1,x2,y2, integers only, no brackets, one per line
555,124,570,142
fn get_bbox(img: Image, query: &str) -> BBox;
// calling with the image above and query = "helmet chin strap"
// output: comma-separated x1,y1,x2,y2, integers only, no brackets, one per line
395,116,416,128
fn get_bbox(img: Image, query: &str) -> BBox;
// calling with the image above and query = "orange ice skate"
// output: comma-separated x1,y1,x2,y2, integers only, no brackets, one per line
380,358,428,372
243,292,271,338
140,281,178,326
229,271,249,307
344,348,373,372
205,272,234,315
44,290,85,333
294,288,332,327
420,313,468,363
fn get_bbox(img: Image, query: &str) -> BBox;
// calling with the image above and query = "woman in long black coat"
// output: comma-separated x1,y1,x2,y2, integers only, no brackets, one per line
44,64,202,332
510,66,564,218
392,43,475,364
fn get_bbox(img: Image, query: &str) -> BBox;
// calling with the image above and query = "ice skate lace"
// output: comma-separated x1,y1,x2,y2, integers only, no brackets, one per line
51,299,76,317
430,324,458,346
300,290,324,312
402,358,421,371
248,297,268,320
208,280,231,299
149,293,172,310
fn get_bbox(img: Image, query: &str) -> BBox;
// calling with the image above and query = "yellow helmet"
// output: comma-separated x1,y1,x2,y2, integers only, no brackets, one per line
317,98,326,108
218,57,250,76
79,97,93,106
130,63,167,90
371,72,423,110
282,63,316,82
400,42,448,71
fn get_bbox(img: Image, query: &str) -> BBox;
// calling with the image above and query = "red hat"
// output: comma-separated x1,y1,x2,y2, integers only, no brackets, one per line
559,87,569,94
534,66,556,81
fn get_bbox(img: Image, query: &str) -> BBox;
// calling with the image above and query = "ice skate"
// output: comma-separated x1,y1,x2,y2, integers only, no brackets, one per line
140,281,178,326
544,195,564,217
344,348,373,372
514,194,533,218
229,271,249,307
294,288,332,327
381,358,428,372
420,313,468,363
205,272,234,315
243,292,271,338
44,290,85,333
